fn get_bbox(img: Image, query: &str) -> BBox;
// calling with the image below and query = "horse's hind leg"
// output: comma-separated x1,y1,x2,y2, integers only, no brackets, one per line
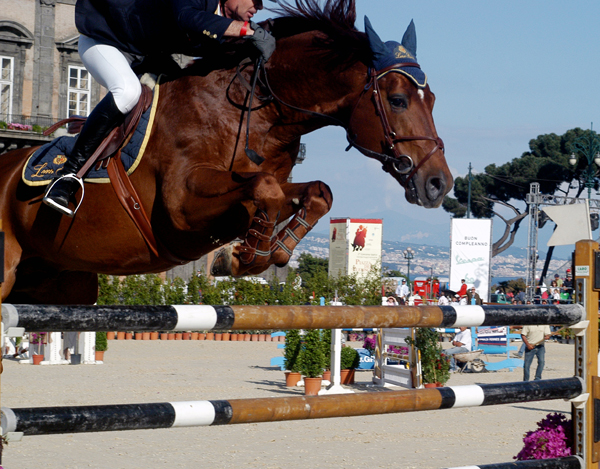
269,181,333,268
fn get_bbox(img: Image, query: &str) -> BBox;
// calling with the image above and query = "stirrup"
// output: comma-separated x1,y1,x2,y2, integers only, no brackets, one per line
42,174,85,217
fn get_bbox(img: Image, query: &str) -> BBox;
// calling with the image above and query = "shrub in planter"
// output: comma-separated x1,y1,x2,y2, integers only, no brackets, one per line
320,329,332,370
406,328,450,385
299,329,324,378
515,413,572,460
283,329,302,373
95,332,108,352
340,346,360,370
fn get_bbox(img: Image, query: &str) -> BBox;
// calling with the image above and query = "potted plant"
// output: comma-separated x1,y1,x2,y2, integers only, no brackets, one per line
299,329,325,395
95,331,108,362
283,329,302,386
340,346,360,384
320,329,332,381
30,332,47,365
406,328,450,387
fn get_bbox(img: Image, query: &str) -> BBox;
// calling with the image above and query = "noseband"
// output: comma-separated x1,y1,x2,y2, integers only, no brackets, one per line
345,64,444,189
250,59,443,189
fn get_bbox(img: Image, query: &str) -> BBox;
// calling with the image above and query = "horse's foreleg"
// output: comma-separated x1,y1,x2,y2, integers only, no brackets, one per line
269,181,333,268
179,170,285,277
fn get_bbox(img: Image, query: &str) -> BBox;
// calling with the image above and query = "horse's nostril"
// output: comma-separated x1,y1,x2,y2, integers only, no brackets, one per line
427,176,445,201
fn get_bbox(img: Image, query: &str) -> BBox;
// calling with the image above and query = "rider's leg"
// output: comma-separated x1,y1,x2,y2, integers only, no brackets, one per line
43,35,141,216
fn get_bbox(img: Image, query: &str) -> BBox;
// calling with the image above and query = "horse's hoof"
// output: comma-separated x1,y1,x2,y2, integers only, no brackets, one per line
211,245,233,276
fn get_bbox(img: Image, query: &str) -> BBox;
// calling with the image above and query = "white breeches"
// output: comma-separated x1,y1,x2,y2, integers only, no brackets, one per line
78,34,142,114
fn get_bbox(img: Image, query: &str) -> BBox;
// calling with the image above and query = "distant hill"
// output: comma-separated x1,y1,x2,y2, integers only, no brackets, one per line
291,232,568,279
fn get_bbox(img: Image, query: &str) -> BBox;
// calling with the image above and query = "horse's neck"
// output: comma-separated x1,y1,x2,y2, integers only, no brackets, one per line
264,32,366,134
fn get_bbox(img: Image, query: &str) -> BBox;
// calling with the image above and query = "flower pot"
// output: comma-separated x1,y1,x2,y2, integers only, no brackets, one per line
142,332,151,340
32,354,44,365
95,351,105,362
265,335,272,342
167,333,175,340
251,334,259,342
160,333,168,340
304,377,323,396
135,332,143,340
191,332,199,340
206,332,215,341
322,370,331,381
125,332,133,340
175,333,183,340
340,369,355,384
117,332,125,340
424,383,439,388
198,333,206,340
258,334,266,342
230,333,238,341
182,333,191,340
244,333,251,341
70,354,82,365
222,332,230,341
285,371,302,387
150,332,159,340
214,333,222,341
107,332,115,340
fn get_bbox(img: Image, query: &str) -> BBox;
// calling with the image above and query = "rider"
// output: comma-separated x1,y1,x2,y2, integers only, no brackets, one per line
43,0,276,217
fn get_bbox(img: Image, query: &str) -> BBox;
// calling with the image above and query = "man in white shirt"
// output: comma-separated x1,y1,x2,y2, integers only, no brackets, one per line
395,279,410,301
444,327,472,372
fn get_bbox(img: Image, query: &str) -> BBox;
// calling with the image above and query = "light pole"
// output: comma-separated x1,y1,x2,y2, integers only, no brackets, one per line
569,123,600,200
403,247,415,294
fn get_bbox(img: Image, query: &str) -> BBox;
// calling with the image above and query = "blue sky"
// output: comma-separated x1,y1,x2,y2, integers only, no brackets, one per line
257,1,600,250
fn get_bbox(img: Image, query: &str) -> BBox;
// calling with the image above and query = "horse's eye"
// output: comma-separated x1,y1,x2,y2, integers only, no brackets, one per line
388,95,408,110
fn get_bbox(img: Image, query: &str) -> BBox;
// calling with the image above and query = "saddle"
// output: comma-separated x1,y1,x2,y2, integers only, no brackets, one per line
43,85,162,257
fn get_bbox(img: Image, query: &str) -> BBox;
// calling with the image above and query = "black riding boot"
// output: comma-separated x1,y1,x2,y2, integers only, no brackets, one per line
43,92,125,217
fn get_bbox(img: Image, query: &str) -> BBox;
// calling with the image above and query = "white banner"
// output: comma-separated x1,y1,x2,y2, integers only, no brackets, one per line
450,219,493,302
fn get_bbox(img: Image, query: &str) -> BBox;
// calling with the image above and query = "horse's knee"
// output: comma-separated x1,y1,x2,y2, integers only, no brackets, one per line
303,181,333,215
250,173,285,208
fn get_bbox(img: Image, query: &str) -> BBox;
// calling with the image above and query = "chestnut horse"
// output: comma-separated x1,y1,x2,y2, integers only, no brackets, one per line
0,0,452,304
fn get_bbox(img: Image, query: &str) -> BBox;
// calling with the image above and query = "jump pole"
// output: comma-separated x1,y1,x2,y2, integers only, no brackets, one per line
1,303,585,332
446,457,584,468
1,377,583,436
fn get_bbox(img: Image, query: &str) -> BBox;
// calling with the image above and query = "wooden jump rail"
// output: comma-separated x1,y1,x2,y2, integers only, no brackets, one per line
1,378,583,435
1,303,585,332
1,240,599,469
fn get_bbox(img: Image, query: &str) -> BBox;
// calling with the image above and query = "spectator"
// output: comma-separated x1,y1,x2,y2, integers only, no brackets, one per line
437,293,449,306
554,274,563,289
386,296,398,306
521,324,551,381
467,287,483,305
444,327,472,372
562,270,573,298
395,279,410,302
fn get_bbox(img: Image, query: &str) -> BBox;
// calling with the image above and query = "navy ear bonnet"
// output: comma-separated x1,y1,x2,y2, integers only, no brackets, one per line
365,16,427,88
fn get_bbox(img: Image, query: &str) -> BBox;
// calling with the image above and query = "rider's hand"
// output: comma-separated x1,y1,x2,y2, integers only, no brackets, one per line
247,21,276,62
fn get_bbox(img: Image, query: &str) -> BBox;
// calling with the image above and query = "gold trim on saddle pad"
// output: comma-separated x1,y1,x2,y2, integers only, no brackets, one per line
21,78,162,187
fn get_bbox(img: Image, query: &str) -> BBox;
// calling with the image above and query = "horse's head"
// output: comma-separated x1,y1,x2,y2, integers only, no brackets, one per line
346,17,453,208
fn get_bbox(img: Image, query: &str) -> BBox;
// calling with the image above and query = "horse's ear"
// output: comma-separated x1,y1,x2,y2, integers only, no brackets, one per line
364,16,388,63
401,20,417,57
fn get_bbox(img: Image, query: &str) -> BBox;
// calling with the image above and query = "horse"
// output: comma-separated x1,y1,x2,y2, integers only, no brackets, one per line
0,0,453,305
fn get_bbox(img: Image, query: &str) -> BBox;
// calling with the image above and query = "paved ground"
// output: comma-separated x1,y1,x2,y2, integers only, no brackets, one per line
1,339,575,469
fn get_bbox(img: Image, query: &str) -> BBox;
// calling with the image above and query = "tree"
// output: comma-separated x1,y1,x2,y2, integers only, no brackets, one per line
443,128,598,256
296,253,328,284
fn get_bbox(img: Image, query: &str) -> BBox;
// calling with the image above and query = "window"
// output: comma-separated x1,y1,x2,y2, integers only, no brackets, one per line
67,65,90,118
0,56,13,121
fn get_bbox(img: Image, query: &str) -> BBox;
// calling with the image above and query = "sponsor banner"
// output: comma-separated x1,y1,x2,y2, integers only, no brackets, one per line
477,326,508,346
329,218,382,280
450,219,493,302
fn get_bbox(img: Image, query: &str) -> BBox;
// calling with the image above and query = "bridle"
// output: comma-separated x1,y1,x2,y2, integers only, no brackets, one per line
346,64,445,189
239,58,444,190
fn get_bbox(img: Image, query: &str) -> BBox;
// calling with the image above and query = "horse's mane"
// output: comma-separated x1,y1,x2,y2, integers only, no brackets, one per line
269,0,371,67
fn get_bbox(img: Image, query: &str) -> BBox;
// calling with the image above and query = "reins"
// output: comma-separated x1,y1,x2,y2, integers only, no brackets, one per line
238,58,444,189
